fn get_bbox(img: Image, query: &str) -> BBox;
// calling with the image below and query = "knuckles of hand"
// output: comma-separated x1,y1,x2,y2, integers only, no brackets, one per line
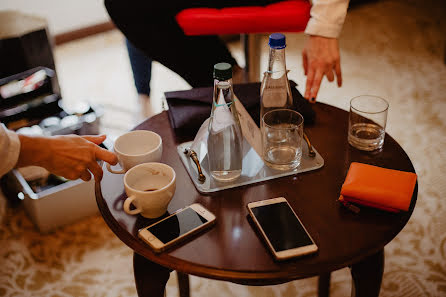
75,163,88,173
65,171,79,180
310,57,337,68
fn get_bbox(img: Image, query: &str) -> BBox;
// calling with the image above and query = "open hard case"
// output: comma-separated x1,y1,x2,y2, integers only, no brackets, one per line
0,66,108,233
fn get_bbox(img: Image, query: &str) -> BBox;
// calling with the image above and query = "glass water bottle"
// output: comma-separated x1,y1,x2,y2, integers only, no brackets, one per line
260,33,293,123
207,62,243,182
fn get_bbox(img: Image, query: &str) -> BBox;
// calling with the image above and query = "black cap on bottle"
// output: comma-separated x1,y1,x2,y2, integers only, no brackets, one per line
213,62,232,81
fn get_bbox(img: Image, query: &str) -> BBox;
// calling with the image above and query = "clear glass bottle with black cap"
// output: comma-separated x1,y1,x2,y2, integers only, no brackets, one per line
207,62,243,182
260,33,293,123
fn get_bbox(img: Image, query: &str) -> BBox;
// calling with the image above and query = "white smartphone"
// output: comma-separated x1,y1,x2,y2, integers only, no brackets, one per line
138,203,216,253
247,197,318,260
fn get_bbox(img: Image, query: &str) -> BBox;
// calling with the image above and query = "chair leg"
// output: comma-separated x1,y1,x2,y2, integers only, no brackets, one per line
241,33,261,83
176,271,190,297
241,33,249,83
318,273,331,297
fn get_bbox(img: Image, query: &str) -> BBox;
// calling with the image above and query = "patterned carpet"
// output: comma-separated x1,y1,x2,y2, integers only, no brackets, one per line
1,0,445,296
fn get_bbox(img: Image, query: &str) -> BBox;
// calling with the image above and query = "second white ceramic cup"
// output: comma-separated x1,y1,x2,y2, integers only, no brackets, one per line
107,130,162,174
123,162,176,218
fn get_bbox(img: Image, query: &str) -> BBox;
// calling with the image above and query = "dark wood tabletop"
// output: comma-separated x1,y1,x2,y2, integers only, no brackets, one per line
95,102,417,289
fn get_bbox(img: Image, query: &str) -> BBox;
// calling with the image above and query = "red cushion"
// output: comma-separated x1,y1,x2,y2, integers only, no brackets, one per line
176,0,311,36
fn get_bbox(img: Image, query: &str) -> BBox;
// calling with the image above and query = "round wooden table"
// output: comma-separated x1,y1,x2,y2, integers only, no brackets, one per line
95,103,417,297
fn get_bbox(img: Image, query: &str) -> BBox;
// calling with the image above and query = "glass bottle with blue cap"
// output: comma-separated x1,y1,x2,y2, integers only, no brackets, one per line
260,33,294,122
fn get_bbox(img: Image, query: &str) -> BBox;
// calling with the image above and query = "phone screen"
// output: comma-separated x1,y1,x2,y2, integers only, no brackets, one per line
251,202,313,252
147,207,208,244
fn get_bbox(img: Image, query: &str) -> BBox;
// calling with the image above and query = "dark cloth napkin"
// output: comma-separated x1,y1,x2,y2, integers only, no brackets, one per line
165,80,315,142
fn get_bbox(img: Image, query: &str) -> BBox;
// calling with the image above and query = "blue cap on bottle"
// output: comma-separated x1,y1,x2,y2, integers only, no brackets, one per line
268,33,286,49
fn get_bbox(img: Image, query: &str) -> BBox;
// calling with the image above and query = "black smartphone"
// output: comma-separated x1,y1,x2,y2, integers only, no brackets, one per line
138,203,216,252
247,197,318,260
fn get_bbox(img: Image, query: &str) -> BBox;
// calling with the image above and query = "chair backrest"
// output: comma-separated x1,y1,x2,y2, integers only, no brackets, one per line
176,0,311,36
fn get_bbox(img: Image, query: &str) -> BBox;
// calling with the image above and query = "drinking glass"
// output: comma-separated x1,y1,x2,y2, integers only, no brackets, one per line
348,95,389,151
261,109,303,170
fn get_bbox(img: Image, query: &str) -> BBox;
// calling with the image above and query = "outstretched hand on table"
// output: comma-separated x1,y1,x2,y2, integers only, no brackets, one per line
302,35,342,102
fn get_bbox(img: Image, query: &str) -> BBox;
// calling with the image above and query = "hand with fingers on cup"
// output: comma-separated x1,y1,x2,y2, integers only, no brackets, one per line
15,134,118,182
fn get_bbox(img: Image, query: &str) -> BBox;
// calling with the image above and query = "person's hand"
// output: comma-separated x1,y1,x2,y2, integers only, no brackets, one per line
302,35,342,102
17,134,118,182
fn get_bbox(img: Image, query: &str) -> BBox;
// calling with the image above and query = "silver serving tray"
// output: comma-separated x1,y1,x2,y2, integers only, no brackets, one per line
177,138,324,193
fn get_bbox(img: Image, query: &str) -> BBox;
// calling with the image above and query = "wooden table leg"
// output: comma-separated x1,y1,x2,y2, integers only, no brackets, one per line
318,273,331,297
176,271,190,297
133,252,171,297
350,249,385,297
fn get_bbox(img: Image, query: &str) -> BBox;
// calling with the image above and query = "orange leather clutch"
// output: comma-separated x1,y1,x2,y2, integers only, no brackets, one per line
339,162,417,213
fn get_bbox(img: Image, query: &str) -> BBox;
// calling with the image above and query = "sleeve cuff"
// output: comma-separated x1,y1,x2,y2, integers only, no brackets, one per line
304,18,343,38
305,0,350,38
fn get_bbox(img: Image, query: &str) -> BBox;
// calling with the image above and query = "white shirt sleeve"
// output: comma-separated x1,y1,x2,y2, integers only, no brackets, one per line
0,124,20,177
305,0,350,38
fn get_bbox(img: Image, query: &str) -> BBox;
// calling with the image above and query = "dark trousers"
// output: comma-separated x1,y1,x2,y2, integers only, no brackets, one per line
105,0,275,88
126,38,152,95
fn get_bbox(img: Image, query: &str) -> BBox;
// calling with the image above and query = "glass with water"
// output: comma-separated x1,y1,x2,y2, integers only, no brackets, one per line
261,109,303,170
348,95,389,151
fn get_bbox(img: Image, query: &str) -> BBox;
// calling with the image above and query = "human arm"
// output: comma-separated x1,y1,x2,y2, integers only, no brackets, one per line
302,0,350,101
0,124,21,177
15,134,117,182
0,124,117,181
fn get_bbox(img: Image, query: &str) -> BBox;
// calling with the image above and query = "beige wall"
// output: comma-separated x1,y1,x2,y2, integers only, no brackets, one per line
0,0,110,35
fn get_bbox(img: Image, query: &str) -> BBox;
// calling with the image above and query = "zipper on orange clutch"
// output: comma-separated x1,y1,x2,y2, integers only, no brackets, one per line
338,196,361,214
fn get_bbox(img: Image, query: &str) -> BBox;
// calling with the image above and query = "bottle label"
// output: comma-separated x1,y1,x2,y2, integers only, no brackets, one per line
261,74,290,108
211,91,235,133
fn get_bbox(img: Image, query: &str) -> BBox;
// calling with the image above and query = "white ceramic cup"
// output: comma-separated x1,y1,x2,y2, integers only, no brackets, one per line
107,130,162,174
123,162,176,218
